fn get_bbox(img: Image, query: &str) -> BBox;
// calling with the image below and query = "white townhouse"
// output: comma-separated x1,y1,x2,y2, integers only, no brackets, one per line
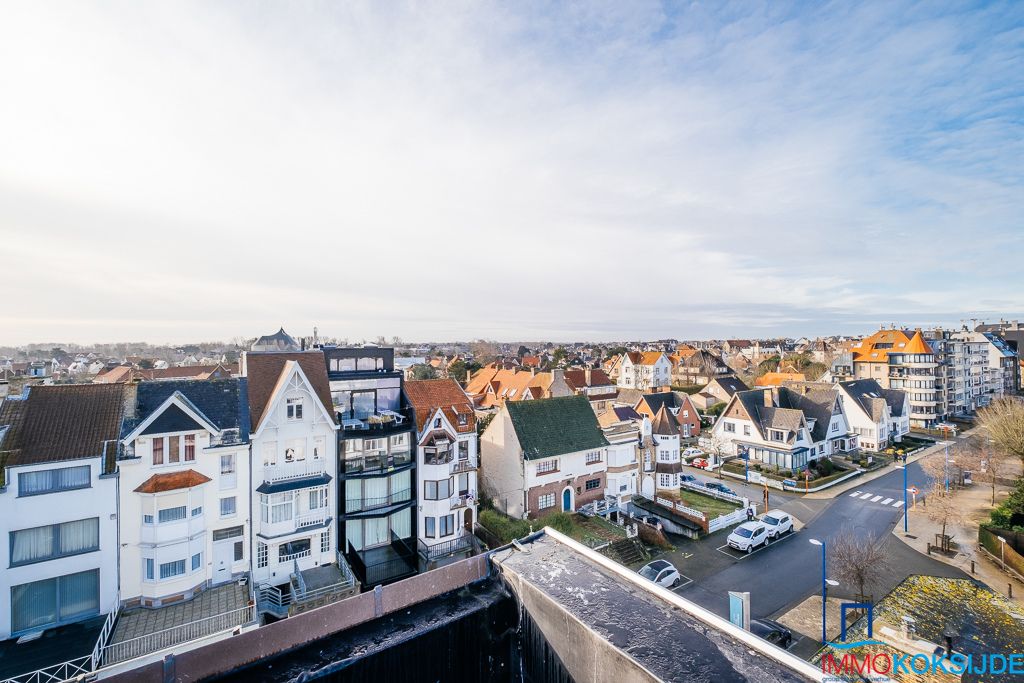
118,379,252,607
832,380,910,452
617,352,672,391
404,379,479,561
243,352,339,587
480,395,610,519
597,406,648,504
711,386,856,472
0,384,124,640
650,406,682,493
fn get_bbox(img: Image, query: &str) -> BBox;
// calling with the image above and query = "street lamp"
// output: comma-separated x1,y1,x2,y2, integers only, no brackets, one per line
895,464,909,533
998,536,1007,571
809,538,838,643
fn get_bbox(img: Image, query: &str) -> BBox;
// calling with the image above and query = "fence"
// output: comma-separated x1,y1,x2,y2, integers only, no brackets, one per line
100,604,255,666
708,508,749,534
680,480,744,504
655,495,706,522
0,656,92,683
979,526,1024,580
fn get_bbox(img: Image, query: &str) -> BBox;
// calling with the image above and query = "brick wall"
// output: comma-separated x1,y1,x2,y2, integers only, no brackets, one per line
526,472,605,518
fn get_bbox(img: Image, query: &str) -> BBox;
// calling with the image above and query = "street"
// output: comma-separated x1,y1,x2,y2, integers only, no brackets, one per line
654,443,970,632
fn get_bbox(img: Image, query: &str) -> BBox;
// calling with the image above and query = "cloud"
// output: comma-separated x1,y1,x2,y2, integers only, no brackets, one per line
0,1,1022,344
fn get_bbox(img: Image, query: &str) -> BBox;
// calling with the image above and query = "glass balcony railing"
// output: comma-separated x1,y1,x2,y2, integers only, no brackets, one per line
343,449,412,474
345,488,412,512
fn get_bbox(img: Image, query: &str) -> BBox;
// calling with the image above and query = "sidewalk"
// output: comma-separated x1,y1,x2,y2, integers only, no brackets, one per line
889,464,1024,609
803,438,948,500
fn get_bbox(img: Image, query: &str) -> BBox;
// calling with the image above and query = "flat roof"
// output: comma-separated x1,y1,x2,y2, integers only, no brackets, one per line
493,529,820,682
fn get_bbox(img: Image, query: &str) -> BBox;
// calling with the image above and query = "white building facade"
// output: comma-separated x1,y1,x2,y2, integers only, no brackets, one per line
617,352,672,390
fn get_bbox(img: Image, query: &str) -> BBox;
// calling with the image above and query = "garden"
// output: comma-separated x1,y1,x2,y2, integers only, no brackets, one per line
477,508,626,547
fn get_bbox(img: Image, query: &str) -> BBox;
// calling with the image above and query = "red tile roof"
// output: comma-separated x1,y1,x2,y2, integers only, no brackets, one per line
134,469,212,493
245,352,336,431
405,379,475,434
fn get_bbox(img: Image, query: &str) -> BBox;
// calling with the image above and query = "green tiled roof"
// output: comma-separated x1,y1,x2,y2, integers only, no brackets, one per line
507,395,609,460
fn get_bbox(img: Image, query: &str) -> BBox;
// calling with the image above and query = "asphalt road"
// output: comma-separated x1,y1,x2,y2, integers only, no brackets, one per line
662,453,970,627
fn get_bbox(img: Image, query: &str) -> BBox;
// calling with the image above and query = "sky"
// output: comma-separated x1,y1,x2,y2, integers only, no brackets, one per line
1,1,1022,345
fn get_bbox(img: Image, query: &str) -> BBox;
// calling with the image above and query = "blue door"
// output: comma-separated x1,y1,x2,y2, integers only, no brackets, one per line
562,489,572,511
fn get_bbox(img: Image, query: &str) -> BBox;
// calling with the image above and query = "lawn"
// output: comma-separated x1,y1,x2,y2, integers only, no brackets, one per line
664,488,741,518
477,508,626,546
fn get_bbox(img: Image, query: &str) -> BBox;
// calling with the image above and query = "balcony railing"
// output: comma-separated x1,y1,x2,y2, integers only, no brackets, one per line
262,509,329,537
451,492,476,510
417,533,478,562
100,604,255,666
450,459,477,475
264,458,327,483
346,487,412,512
346,532,417,587
279,547,312,563
343,449,412,474
339,406,415,433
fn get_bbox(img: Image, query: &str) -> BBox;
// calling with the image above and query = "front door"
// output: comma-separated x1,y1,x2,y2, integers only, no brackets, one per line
213,541,234,584
562,488,572,512
464,508,473,532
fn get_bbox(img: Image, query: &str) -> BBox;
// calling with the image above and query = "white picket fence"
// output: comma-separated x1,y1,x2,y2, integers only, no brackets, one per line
708,507,750,533
655,496,706,522
680,480,744,504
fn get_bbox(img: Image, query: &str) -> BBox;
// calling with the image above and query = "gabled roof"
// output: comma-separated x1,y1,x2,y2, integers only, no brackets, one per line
562,368,614,390
405,379,475,434
640,391,687,416
0,384,125,466
123,378,249,441
707,376,749,396
838,379,907,420
732,386,839,442
757,372,806,387
625,351,666,366
245,352,335,432
506,395,609,460
852,328,934,363
134,469,212,493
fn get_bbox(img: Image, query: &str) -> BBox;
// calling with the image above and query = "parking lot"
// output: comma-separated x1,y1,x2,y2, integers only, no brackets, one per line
715,527,800,560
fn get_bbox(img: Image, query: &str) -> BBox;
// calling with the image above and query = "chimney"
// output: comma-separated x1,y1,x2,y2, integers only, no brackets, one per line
531,367,536,376
764,389,773,407
239,351,248,377
466,369,472,385
585,368,592,385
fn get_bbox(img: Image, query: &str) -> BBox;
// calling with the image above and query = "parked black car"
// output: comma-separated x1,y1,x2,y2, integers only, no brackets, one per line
749,618,793,648
704,482,737,496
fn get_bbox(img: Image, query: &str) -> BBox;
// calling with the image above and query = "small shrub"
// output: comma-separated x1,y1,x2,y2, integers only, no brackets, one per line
537,511,574,536
818,459,834,476
479,508,532,544
990,507,1013,529
807,458,818,471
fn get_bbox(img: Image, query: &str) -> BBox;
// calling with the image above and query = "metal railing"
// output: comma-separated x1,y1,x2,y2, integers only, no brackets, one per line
264,458,327,483
417,534,477,562
346,488,412,511
342,450,412,474
279,547,311,563
91,603,120,668
0,656,93,683
450,459,477,475
450,492,475,510
100,604,255,666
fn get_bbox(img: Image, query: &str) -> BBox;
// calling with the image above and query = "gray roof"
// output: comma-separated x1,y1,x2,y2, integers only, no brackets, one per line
839,379,907,420
734,386,837,442
506,395,609,460
708,376,749,396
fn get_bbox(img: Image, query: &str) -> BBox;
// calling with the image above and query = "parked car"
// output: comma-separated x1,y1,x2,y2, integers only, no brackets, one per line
705,482,737,496
682,447,704,459
749,618,793,648
691,458,709,469
934,422,958,433
680,474,697,484
759,511,794,539
638,559,682,588
727,521,768,553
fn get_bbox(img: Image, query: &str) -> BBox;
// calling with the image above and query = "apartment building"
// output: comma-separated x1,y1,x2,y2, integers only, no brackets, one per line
849,328,939,428
325,346,418,587
480,395,609,519
0,385,124,640
118,379,251,607
404,379,479,565
925,328,1016,415
243,353,339,587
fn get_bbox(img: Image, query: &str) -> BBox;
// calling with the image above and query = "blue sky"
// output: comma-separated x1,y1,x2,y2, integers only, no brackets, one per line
1,1,1022,344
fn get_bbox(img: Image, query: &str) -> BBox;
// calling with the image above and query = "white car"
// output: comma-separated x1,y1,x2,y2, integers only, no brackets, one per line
682,447,704,460
638,559,682,588
759,511,793,539
727,521,769,553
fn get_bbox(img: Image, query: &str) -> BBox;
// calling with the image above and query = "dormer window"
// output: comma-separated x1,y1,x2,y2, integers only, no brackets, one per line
434,417,442,429
287,398,303,420
457,413,468,426
770,429,786,442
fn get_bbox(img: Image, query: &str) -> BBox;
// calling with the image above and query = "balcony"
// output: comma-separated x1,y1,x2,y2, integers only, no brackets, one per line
417,533,479,567
345,487,412,513
343,449,412,475
140,514,206,545
256,554,359,618
346,532,417,587
451,492,476,510
339,406,415,436
264,458,327,484
450,459,477,475
262,508,330,538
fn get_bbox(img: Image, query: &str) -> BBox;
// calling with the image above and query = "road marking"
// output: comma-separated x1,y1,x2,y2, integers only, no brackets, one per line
849,491,862,497
715,529,799,560
893,501,905,508
859,493,873,500
881,498,893,505
673,575,695,590
870,495,883,502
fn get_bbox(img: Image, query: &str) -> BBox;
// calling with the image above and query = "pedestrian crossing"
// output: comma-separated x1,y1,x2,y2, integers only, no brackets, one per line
848,490,906,508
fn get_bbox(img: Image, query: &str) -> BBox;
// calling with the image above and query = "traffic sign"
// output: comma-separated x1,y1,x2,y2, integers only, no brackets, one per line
908,486,919,495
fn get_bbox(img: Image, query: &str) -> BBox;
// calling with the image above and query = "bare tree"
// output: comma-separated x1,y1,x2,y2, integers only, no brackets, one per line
953,434,1016,505
925,483,965,544
828,527,890,602
978,398,1024,465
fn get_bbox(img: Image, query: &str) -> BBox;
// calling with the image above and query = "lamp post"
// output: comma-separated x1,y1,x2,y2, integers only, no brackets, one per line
998,536,1007,571
944,441,951,492
809,538,838,642
895,464,909,533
